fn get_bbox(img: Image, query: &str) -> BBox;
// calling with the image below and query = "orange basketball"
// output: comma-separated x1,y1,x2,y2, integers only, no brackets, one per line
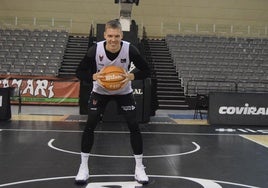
98,65,126,90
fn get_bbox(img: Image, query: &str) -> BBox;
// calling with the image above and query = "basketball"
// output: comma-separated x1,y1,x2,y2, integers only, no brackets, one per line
98,65,126,90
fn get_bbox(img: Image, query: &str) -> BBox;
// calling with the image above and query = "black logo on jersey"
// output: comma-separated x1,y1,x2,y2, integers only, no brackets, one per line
121,58,127,63
92,99,98,106
99,55,104,61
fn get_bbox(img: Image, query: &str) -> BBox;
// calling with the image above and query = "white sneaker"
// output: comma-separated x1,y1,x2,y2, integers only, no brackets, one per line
75,164,89,184
135,165,149,184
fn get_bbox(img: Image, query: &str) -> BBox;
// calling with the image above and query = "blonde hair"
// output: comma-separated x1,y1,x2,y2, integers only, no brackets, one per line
105,19,122,31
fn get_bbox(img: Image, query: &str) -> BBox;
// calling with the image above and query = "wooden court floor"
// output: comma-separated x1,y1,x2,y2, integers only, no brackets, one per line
0,114,268,188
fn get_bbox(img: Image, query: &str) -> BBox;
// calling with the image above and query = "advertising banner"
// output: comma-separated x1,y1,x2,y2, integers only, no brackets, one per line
0,76,80,105
208,92,268,126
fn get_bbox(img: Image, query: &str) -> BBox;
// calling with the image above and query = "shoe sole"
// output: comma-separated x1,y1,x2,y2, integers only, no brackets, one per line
75,179,88,185
75,175,89,185
135,178,149,185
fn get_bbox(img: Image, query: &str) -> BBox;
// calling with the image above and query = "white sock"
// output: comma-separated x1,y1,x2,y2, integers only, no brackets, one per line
80,152,90,168
134,154,144,168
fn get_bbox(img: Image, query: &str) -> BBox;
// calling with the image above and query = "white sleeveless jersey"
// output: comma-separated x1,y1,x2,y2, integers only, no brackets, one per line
92,40,133,95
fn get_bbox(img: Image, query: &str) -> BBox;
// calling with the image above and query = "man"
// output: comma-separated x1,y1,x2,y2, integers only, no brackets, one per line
75,19,150,185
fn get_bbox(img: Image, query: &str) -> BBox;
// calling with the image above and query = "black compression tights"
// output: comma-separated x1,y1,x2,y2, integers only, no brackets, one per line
81,110,143,155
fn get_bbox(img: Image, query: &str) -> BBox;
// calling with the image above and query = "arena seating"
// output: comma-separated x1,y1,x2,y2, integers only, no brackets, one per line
166,34,268,96
0,29,68,77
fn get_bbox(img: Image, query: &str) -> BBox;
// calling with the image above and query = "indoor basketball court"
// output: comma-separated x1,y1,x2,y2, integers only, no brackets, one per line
0,1,268,188
0,112,267,188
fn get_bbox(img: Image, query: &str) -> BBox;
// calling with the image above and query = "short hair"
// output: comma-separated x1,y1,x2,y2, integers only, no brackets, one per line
105,19,122,31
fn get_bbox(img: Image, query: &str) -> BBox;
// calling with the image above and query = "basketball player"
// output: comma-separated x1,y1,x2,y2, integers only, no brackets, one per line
75,19,150,185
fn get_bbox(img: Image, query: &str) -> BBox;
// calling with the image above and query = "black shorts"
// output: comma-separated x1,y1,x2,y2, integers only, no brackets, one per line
88,92,136,115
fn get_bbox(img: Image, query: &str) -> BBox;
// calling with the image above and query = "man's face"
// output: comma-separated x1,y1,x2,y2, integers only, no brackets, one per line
104,27,123,53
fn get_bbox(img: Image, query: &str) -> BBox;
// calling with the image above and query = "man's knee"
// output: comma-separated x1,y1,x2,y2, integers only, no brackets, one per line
126,120,140,133
86,110,101,130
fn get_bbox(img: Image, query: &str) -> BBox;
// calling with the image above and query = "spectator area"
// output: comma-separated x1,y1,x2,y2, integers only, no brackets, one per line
166,34,268,96
0,29,68,77
1,28,268,97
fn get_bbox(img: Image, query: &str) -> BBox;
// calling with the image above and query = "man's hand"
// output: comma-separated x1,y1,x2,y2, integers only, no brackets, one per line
92,69,105,81
120,70,134,88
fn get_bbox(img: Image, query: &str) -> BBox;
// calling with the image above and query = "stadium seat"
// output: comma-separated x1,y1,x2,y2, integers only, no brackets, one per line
0,28,68,77
166,34,268,95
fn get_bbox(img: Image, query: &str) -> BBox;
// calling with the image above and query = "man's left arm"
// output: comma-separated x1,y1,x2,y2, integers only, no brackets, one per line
129,44,151,80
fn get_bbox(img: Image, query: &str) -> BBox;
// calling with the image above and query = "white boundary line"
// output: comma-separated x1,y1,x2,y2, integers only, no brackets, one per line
0,128,241,136
0,174,260,188
48,139,200,158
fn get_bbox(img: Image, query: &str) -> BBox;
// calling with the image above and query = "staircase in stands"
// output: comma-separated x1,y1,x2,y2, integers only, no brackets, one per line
59,35,89,77
142,39,189,110
59,36,189,110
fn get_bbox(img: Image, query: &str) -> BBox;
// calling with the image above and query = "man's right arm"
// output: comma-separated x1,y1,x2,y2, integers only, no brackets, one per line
76,45,97,83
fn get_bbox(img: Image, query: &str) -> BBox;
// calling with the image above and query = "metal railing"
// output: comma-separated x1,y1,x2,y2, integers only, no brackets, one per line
1,16,267,38
0,16,72,32
143,22,268,38
185,79,268,97
185,79,238,96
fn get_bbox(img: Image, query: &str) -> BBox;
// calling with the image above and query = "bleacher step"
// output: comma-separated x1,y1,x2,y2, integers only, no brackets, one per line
157,82,182,86
158,104,189,110
158,99,187,104
157,89,184,94
59,35,89,77
143,38,189,110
